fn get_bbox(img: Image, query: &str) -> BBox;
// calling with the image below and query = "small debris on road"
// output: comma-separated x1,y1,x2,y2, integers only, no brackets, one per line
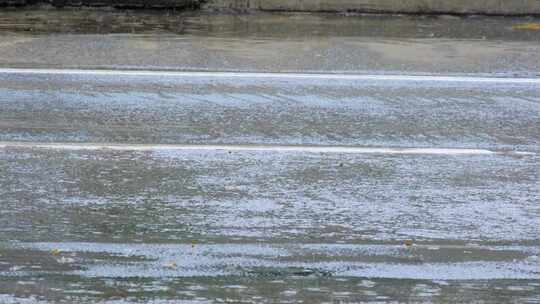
56,257,75,264
513,23,540,30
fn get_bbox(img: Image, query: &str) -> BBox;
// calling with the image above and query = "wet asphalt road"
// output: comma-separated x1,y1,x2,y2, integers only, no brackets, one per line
0,9,540,303
1,9,540,75
0,69,539,303
1,70,540,152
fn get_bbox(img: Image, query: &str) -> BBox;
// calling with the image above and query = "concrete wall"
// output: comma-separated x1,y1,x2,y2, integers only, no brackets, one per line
0,0,200,7
205,0,540,15
2,0,540,14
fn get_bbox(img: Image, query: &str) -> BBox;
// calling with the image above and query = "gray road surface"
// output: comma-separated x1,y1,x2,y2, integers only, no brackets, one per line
1,69,539,152
0,68,539,302
1,10,540,75
1,10,540,303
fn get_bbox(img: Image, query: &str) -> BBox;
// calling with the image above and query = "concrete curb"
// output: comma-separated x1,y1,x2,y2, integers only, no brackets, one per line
205,0,540,15
2,0,540,15
0,0,200,8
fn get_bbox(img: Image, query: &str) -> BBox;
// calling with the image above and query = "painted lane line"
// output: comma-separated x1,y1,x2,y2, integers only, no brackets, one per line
0,142,535,156
1,68,540,84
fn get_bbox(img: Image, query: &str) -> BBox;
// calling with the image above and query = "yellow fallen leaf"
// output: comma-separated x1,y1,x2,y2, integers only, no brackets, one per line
51,249,61,256
513,23,540,30
404,240,414,247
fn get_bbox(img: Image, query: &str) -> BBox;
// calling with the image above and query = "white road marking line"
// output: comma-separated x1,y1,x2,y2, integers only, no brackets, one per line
1,68,540,84
0,142,535,156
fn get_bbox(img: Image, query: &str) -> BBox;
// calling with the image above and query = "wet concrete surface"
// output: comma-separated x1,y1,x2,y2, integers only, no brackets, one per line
1,8,540,303
0,9,539,74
